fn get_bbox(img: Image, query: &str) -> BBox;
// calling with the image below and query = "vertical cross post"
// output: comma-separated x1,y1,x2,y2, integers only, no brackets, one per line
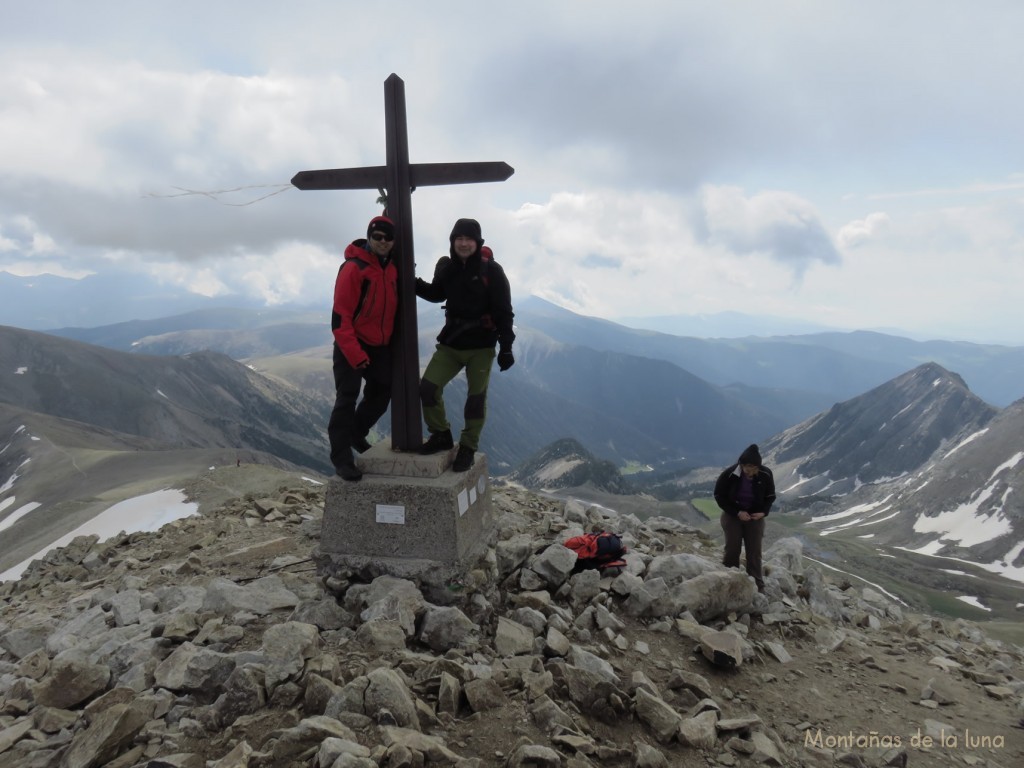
382,76,419,449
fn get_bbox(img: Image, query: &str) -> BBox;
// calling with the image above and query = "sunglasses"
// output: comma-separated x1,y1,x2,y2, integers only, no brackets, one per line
370,232,394,242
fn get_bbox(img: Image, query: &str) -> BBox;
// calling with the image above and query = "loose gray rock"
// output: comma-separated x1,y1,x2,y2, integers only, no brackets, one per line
634,686,683,743
678,709,719,749
495,534,534,576
59,701,152,768
495,617,535,656
202,576,300,616
529,544,577,589
261,621,320,693
464,677,508,712
32,657,110,709
418,604,477,652
364,667,419,731
354,618,406,651
700,630,744,668
507,742,561,767
153,642,236,691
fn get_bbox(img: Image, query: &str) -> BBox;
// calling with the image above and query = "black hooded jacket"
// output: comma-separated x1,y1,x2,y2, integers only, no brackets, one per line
415,251,515,352
714,463,777,517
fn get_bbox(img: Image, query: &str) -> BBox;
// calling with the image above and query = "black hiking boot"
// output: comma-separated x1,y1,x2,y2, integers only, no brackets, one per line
452,445,475,472
352,435,372,454
335,463,363,482
419,429,454,455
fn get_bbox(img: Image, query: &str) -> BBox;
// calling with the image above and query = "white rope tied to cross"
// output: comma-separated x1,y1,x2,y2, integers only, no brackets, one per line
142,183,293,207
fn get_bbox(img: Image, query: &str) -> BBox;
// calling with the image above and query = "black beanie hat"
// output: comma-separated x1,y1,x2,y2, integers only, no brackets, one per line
738,444,762,466
367,215,396,240
449,218,483,246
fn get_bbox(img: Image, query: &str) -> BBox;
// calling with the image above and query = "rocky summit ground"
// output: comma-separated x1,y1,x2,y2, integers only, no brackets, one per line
1,465,1023,768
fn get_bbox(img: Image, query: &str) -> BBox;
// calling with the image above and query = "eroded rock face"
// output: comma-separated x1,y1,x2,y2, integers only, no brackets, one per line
0,481,1021,768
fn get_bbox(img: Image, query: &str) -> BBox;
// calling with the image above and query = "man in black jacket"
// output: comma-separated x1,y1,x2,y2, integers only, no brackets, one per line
714,444,776,592
415,218,515,472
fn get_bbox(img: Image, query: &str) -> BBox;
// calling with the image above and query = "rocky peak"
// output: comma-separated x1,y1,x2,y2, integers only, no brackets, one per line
510,438,636,495
0,479,1022,767
765,362,998,497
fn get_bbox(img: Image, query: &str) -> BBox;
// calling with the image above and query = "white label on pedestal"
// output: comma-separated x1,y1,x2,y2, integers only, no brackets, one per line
469,486,477,504
458,489,469,516
477,476,486,494
376,504,406,525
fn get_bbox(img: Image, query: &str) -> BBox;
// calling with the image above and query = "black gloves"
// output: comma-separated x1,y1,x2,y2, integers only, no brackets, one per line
497,349,515,371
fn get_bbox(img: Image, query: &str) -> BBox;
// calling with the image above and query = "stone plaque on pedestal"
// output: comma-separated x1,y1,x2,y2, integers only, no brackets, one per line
317,442,495,583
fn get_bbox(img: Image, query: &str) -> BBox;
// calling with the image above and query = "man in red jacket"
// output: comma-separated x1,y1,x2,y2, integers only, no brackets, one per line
328,215,398,481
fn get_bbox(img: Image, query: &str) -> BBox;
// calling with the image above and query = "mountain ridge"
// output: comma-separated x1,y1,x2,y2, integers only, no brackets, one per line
0,325,331,473
764,362,998,497
38,299,1024,409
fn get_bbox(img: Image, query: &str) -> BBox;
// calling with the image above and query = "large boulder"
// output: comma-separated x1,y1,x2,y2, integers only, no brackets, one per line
674,570,756,622
646,553,721,586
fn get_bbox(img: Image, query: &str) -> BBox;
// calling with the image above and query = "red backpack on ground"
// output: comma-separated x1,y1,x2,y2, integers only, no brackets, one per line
563,531,627,573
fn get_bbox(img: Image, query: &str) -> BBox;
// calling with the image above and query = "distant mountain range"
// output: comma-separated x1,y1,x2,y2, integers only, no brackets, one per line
49,307,328,354
0,271,271,329
0,326,331,473
36,306,804,470
517,297,1024,409
9,266,1019,408
613,310,837,338
3,299,1023,611
34,299,1024,469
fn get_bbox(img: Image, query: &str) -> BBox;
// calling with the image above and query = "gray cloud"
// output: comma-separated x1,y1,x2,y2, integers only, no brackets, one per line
0,177,353,261
2,1,1024,341
699,187,840,276
450,3,1024,197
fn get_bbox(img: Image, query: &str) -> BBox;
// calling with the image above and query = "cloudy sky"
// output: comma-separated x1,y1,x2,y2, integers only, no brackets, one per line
2,1,1023,343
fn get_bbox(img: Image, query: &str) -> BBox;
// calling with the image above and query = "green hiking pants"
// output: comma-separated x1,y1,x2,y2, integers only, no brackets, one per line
419,344,495,451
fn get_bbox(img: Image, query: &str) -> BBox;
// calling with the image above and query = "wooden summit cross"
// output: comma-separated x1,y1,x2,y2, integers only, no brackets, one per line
292,73,513,452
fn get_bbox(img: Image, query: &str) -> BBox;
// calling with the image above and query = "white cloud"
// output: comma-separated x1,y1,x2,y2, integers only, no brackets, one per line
498,186,840,321
866,175,1024,201
0,215,60,256
837,212,890,249
0,53,372,188
2,2,1024,342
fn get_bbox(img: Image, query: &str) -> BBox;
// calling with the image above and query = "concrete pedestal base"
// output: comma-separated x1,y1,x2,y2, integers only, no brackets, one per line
317,442,494,582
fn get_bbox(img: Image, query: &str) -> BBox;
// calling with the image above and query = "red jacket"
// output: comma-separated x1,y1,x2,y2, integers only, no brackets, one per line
331,241,398,367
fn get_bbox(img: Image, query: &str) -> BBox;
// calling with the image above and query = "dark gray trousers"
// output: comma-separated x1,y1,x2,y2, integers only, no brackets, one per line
720,513,765,591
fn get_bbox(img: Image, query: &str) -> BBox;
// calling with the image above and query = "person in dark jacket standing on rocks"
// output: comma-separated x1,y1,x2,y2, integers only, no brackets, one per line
714,444,777,592
327,215,399,481
415,218,515,472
